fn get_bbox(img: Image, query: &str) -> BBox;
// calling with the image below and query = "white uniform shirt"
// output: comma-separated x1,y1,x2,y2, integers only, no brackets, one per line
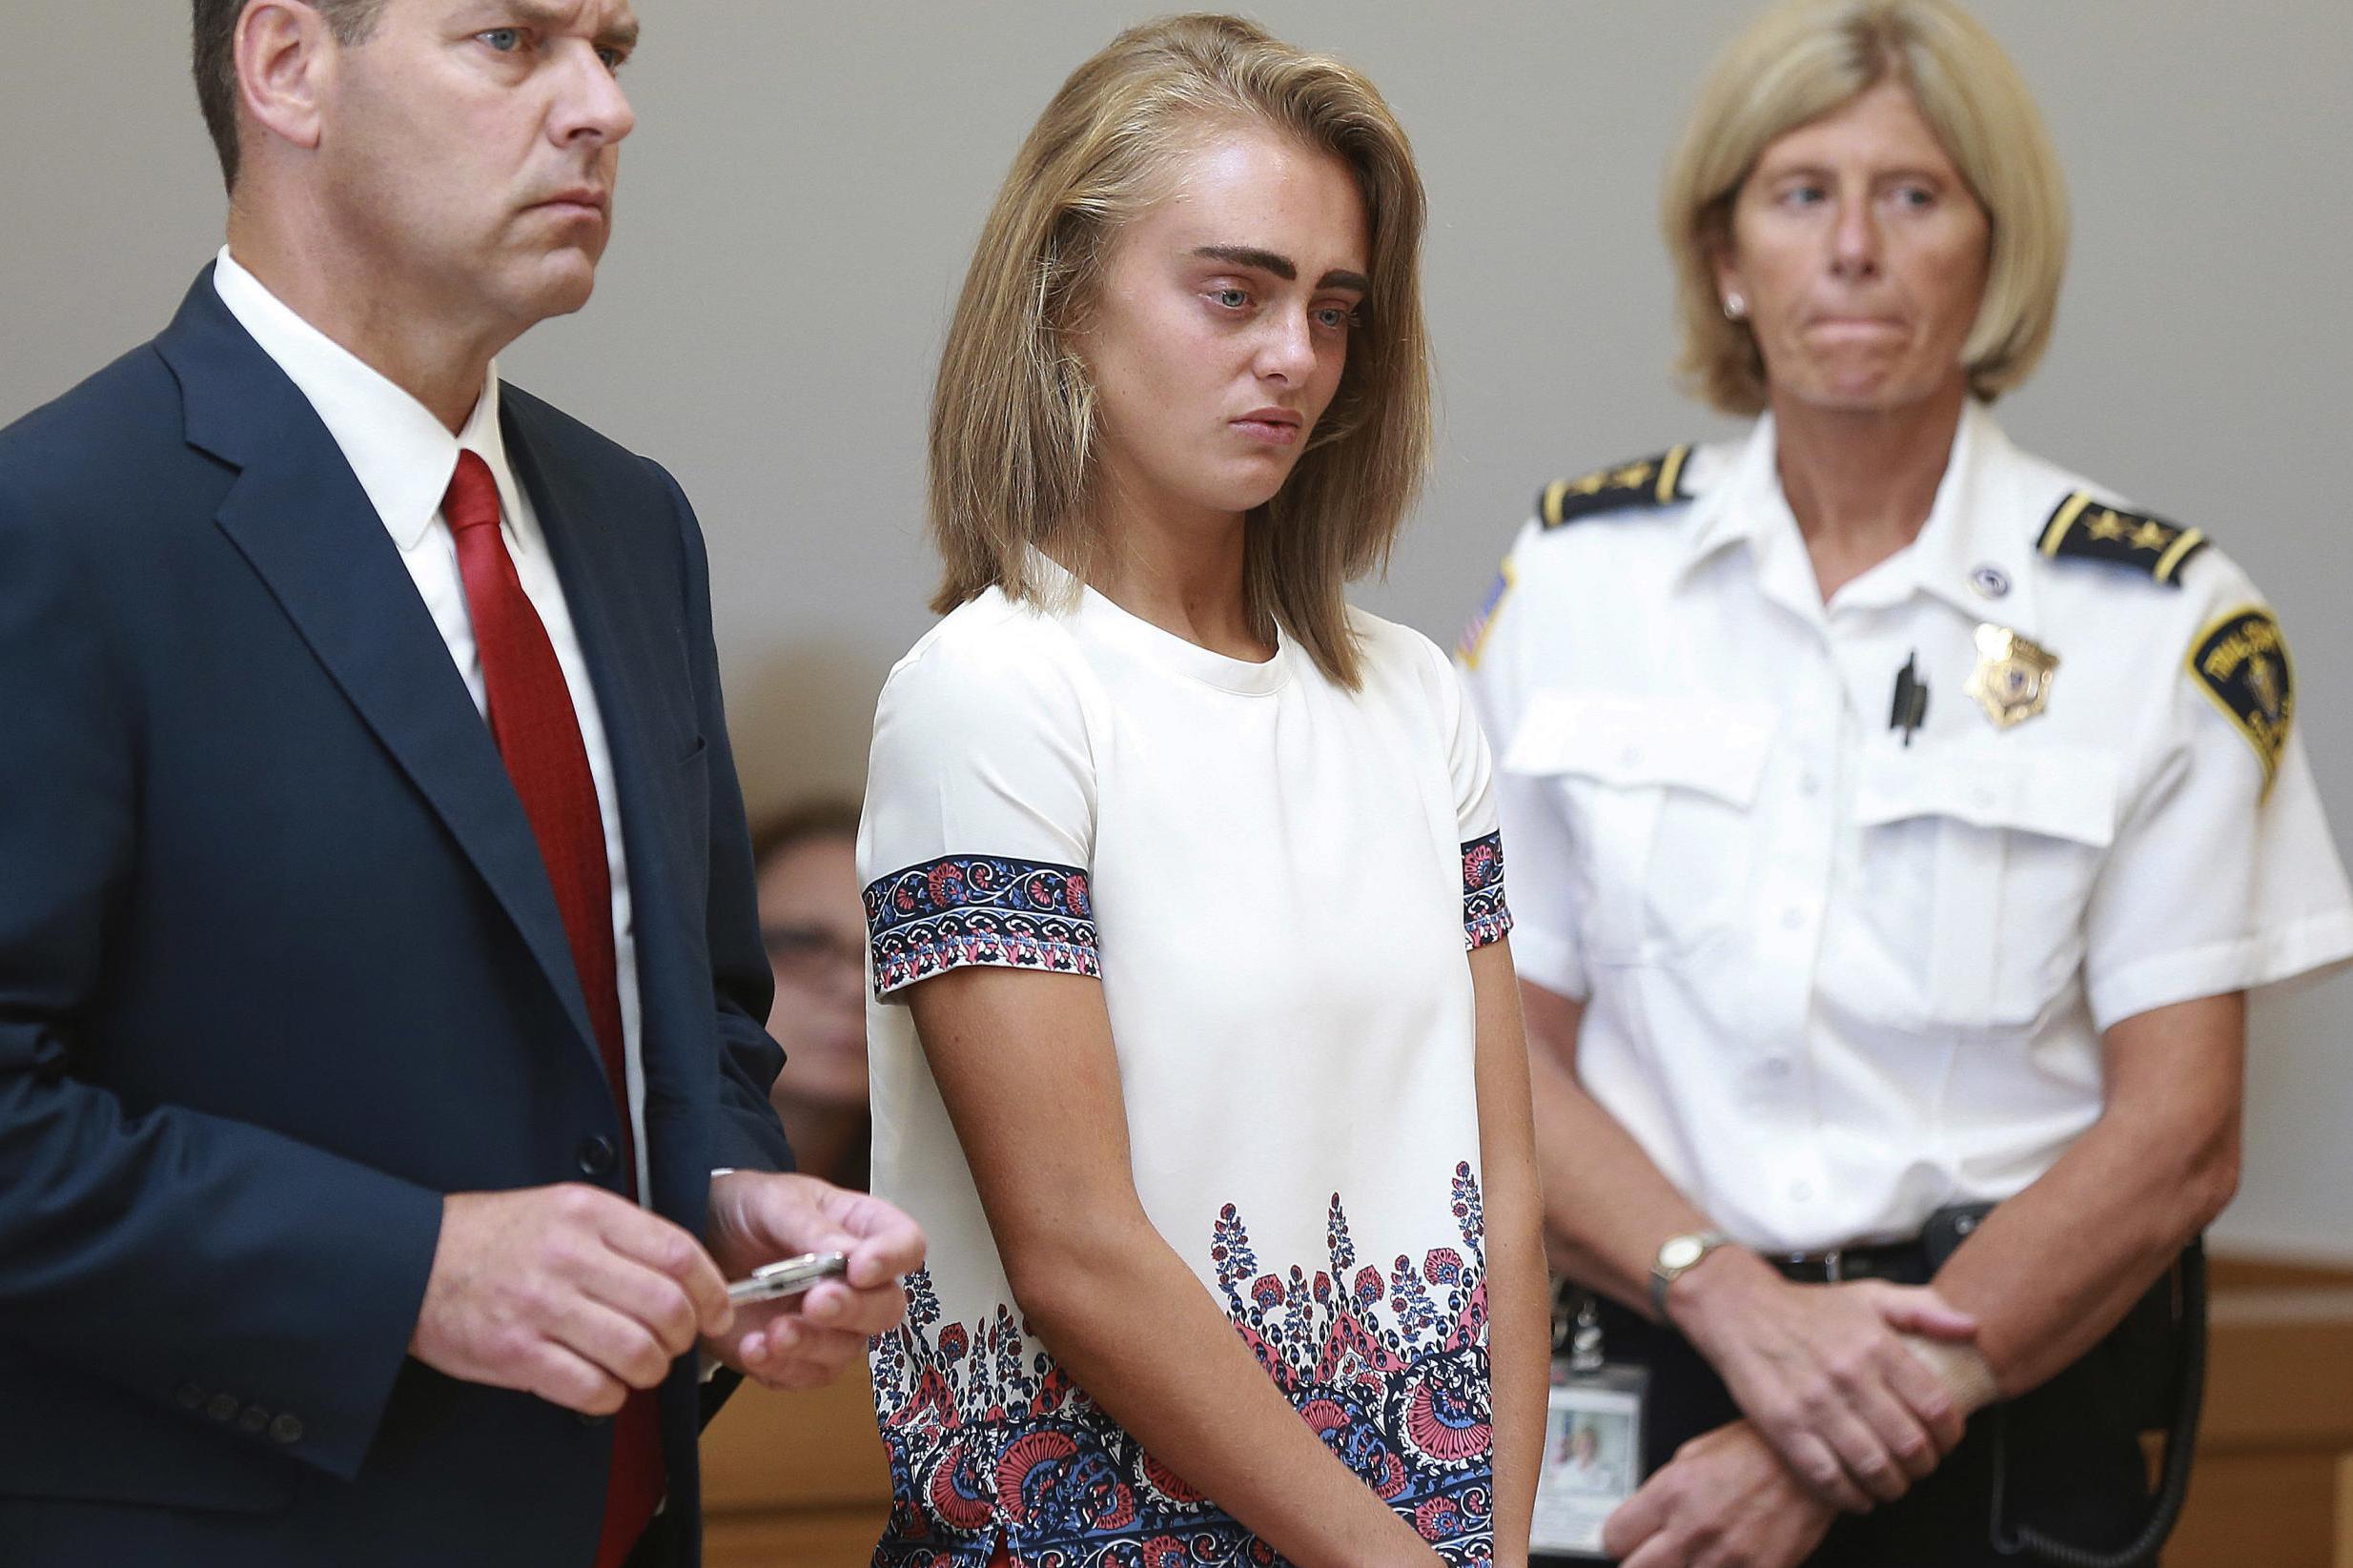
214,249,650,1199
858,559,1508,1566
1460,403,2353,1254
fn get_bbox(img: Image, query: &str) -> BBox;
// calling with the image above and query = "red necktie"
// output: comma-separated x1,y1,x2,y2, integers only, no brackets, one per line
442,451,663,1566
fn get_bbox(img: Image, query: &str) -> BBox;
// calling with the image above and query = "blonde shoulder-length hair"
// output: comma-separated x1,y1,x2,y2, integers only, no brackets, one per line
928,12,1431,690
1663,0,2069,415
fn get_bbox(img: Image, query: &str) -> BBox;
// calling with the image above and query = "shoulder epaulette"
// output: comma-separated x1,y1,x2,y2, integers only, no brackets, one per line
1536,446,1694,528
2036,491,2208,587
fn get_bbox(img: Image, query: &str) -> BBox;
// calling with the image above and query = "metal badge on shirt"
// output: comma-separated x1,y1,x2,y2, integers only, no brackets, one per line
1531,1293,1647,1560
1965,623,2058,729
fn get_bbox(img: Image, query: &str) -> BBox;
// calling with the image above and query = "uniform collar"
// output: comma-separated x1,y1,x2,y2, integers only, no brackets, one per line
1898,402,2045,638
211,246,523,553
1675,412,1786,580
1674,400,2046,639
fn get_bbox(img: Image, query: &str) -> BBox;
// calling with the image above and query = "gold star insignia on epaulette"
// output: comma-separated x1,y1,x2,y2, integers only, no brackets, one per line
2036,491,2208,587
1537,446,1694,528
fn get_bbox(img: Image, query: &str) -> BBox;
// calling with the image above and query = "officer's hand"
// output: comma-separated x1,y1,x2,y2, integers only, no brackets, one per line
700,1171,925,1392
1604,1419,1836,1568
1667,1248,1976,1511
409,1185,733,1415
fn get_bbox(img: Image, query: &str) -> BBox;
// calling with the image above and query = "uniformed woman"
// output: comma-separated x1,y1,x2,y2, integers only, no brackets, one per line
1456,2,2353,1565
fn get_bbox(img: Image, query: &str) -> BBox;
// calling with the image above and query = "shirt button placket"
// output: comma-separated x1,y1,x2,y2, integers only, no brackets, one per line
1752,662,1840,1146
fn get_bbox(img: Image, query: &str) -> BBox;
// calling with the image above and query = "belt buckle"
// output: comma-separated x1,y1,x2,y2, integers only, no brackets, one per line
1786,1247,1845,1283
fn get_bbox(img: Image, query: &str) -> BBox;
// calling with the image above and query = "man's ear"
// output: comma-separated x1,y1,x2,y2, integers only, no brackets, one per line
235,2,337,157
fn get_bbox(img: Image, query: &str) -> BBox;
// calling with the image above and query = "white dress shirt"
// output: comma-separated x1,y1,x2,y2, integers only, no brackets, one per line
1462,401,2353,1253
213,248,650,1201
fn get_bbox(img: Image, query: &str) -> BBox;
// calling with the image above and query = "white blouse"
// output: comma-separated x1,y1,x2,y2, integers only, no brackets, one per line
858,560,1512,1567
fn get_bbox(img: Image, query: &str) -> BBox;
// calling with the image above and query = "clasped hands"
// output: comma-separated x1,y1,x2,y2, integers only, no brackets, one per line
409,1171,925,1414
1604,1248,1990,1568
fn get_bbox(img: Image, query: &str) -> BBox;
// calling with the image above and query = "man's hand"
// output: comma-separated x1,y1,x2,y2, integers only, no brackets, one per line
702,1171,925,1391
409,1185,732,1415
1604,1420,1836,1568
1668,1248,1975,1510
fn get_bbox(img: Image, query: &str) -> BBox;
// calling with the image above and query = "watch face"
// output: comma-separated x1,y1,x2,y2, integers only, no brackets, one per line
1660,1235,1704,1272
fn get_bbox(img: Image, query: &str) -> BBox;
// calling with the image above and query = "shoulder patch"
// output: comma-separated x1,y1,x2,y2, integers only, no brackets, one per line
2036,491,2208,586
1456,560,1514,669
2188,606,2293,794
1537,446,1693,528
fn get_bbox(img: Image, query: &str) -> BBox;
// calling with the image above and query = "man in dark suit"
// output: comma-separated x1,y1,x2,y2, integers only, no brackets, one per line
0,3,921,1563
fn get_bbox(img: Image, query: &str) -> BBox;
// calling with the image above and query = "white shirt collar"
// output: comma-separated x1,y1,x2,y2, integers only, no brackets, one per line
1674,399,2044,635
211,246,523,552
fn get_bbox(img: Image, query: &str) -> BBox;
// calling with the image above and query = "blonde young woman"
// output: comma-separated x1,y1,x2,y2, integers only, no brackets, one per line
856,16,1546,1568
1460,2,2353,1565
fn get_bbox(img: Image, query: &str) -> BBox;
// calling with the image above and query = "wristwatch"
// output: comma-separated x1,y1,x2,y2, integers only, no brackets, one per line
1648,1230,1734,1317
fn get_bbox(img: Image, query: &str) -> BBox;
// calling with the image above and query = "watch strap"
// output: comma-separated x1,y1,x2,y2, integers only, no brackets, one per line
1647,1229,1734,1317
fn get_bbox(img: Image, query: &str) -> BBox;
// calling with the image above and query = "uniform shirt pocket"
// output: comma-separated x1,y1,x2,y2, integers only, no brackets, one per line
1853,743,2119,1029
1504,691,1775,965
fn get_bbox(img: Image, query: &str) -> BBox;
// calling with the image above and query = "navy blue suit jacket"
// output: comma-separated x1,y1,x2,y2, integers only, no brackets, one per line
0,271,795,1566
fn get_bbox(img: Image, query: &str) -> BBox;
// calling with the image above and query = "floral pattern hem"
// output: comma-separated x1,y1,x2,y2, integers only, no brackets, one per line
866,1164,1495,1567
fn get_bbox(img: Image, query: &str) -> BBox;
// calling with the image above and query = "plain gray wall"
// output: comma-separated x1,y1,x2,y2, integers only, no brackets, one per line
5,2,2347,1256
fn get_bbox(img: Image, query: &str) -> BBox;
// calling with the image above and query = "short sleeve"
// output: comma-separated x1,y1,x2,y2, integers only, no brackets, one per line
1456,532,1590,998
2082,601,2353,1028
1430,637,1514,952
857,618,1102,1001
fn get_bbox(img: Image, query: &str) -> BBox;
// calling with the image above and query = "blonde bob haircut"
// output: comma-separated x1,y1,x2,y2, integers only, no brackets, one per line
927,12,1430,690
1662,0,2069,415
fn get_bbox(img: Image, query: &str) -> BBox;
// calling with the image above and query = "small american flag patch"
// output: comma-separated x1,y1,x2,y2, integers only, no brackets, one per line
1456,560,1514,669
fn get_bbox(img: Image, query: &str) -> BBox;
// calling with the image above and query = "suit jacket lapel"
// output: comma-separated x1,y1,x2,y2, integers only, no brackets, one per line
156,272,602,1064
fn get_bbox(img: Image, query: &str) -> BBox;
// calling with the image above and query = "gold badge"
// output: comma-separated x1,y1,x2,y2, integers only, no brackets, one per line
1966,623,2058,729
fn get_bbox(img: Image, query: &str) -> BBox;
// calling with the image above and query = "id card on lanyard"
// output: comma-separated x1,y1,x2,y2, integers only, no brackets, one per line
1530,1291,1647,1561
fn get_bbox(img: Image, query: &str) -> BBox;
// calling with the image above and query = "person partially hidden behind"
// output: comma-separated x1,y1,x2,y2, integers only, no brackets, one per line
0,4,920,1565
752,800,872,1190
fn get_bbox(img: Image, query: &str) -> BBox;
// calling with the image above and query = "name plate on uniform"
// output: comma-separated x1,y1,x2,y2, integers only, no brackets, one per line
1529,1359,1647,1559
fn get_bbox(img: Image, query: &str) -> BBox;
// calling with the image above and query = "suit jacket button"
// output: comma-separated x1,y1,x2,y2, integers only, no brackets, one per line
174,1383,207,1412
237,1405,271,1436
205,1393,240,1423
268,1414,305,1446
576,1135,618,1176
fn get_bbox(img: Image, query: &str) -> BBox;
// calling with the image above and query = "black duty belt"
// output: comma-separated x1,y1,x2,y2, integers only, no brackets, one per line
1767,1238,1934,1286
1768,1204,1991,1287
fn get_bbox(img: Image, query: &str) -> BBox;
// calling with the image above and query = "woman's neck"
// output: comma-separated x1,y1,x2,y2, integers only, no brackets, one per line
1770,379,1969,602
1084,472,1270,662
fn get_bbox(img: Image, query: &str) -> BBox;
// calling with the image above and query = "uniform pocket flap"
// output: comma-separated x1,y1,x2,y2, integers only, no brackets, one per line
1854,743,2119,847
1502,690,1776,807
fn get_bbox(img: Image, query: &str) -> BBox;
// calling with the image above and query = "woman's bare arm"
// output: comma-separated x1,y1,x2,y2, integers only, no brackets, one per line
1470,942,1553,1568
1926,992,2243,1397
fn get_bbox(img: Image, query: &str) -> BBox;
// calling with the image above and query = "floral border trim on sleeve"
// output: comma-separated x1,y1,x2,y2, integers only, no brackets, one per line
864,855,1099,997
1461,832,1513,951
